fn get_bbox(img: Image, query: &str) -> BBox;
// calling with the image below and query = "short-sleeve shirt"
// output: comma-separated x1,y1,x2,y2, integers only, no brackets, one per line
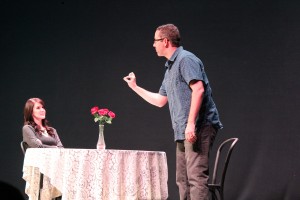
159,46,223,141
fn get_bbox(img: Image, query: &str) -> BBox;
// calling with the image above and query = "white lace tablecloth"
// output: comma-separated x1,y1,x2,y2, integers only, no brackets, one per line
22,148,168,200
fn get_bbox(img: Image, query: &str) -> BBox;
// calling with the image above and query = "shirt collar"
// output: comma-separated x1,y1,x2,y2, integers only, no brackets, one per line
164,46,183,69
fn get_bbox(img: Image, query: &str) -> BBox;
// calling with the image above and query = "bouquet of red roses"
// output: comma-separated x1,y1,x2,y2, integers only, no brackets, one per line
91,106,116,125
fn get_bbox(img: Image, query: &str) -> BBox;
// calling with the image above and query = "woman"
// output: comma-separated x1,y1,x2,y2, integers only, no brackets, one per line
22,97,63,148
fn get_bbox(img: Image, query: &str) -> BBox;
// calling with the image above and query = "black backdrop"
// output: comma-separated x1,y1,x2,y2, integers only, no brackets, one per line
1,0,300,199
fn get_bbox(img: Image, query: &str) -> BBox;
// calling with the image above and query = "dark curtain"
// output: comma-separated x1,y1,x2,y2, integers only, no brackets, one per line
0,0,299,199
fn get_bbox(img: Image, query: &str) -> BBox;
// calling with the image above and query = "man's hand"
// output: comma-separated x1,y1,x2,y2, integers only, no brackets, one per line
123,72,137,89
185,123,197,143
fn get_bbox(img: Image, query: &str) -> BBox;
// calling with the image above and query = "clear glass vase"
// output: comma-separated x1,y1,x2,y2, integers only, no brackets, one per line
97,124,106,149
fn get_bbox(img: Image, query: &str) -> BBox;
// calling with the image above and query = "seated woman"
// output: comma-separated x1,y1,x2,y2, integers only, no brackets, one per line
22,97,63,148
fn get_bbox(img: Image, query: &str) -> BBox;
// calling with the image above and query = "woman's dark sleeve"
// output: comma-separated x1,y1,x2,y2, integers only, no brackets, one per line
52,128,64,148
22,125,44,148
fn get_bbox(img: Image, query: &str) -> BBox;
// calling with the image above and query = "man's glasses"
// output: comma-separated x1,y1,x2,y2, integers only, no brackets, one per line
154,38,165,42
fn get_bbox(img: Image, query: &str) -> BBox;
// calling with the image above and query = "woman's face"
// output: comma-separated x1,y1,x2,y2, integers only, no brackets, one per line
32,102,46,122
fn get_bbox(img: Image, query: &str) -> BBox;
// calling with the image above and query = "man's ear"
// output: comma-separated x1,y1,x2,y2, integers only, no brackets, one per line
164,38,169,47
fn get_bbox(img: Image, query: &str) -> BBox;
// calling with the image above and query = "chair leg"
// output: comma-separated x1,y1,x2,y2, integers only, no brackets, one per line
210,190,218,200
38,173,44,200
212,193,218,200
216,188,223,200
219,190,224,200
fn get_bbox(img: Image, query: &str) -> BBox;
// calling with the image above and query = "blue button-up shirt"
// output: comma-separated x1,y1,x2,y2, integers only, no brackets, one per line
159,47,223,141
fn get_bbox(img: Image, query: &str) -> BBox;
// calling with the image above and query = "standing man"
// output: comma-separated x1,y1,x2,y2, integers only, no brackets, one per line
123,24,223,200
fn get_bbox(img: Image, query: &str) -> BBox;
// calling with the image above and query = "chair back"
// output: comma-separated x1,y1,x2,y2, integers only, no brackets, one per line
20,141,29,155
210,137,239,188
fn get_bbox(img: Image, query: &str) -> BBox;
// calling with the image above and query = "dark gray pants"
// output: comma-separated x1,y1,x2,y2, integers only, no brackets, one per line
176,125,217,200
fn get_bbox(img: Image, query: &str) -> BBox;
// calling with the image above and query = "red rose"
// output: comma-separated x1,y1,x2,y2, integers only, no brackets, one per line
108,111,116,118
91,106,99,115
98,108,109,116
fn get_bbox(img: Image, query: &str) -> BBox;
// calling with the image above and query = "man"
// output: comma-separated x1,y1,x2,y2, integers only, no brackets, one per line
123,24,223,200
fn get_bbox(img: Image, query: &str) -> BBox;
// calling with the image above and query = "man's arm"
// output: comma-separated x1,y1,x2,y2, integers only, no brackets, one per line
185,80,205,143
123,72,168,107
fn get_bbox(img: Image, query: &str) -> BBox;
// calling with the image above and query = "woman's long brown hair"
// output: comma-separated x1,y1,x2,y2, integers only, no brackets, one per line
23,98,54,136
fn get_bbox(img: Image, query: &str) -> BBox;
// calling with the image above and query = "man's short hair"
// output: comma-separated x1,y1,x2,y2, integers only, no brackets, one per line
156,24,181,47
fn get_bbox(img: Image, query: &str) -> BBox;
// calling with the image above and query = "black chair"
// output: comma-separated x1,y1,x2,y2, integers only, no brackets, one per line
20,141,61,200
20,141,45,200
208,137,239,200
20,141,29,155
